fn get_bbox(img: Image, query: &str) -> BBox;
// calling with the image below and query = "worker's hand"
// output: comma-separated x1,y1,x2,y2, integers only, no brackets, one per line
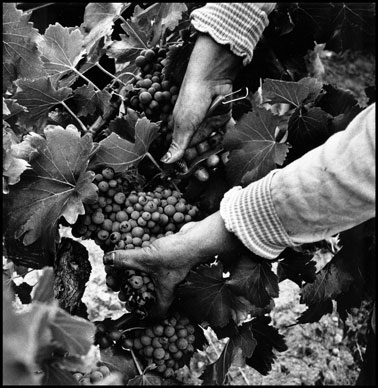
103,211,242,318
160,33,242,164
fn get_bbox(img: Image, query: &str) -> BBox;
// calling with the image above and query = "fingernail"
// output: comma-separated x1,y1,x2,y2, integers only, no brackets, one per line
160,151,171,163
103,251,115,265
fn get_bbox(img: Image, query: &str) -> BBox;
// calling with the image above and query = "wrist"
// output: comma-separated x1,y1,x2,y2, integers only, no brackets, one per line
185,33,242,84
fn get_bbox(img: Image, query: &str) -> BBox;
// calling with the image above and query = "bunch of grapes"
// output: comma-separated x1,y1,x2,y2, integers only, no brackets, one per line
94,321,124,350
71,363,111,385
105,268,156,318
182,131,230,182
123,47,178,133
71,166,199,317
122,312,196,378
72,167,199,252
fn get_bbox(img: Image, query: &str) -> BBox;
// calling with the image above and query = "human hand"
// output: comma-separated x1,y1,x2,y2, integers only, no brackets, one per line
103,211,242,318
160,33,242,164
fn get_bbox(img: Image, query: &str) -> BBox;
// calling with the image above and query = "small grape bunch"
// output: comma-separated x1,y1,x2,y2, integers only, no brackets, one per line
105,267,156,318
124,47,179,131
71,363,111,385
121,312,196,378
183,131,230,183
94,322,124,350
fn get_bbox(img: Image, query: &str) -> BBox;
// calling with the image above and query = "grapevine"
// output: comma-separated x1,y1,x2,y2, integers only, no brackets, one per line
3,2,375,386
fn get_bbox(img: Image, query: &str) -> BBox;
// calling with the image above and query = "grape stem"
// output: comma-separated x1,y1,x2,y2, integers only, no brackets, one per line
95,62,127,86
60,101,88,133
130,349,144,375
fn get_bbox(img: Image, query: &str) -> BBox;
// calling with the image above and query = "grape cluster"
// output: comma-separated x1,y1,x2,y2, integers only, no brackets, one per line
72,167,199,252
94,322,124,350
124,47,178,133
72,364,111,385
122,312,196,378
72,166,199,317
105,268,156,318
182,131,230,182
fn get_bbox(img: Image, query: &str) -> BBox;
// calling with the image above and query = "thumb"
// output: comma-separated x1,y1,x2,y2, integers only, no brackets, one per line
103,248,149,271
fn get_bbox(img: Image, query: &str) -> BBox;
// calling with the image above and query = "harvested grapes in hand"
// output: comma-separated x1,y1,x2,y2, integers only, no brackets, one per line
105,267,156,318
121,312,196,378
71,166,199,318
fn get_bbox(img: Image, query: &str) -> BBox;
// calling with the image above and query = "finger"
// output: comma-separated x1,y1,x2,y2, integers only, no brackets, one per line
103,248,150,271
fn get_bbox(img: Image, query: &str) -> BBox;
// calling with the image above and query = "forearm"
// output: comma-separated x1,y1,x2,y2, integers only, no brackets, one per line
220,103,376,259
191,3,276,65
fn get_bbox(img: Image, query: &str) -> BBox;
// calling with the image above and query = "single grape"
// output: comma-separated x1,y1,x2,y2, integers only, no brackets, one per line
153,347,165,360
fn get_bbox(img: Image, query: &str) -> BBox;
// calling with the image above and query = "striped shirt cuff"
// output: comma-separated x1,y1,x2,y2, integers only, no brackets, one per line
191,3,273,66
220,170,298,259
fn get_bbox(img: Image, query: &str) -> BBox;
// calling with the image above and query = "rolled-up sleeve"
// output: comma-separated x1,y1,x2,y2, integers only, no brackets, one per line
191,3,276,66
220,103,376,259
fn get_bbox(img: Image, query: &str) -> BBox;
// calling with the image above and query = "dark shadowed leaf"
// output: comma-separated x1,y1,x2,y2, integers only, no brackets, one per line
14,77,72,132
300,250,354,306
296,299,333,324
41,364,78,385
108,115,137,142
3,126,98,257
132,3,187,47
88,117,159,173
224,107,289,186
177,262,236,328
277,248,317,286
317,83,362,116
227,254,279,308
2,3,46,92
162,41,193,86
246,316,287,375
72,84,112,117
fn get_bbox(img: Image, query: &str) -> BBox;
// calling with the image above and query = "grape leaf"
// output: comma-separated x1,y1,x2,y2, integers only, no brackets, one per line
296,300,333,325
245,316,287,375
3,126,32,193
88,117,160,173
41,364,78,385
214,320,257,359
161,41,193,86
177,261,243,328
14,77,73,132
72,84,112,117
127,371,164,386
106,18,149,75
80,3,131,61
3,283,43,385
300,219,375,308
108,116,137,143
226,254,279,308
317,83,361,116
38,23,86,88
199,337,237,385
286,106,332,162
2,3,46,93
49,308,96,356
3,125,98,255
223,107,289,186
33,267,55,304
262,77,323,107
3,98,28,119
132,3,188,47
276,248,317,287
